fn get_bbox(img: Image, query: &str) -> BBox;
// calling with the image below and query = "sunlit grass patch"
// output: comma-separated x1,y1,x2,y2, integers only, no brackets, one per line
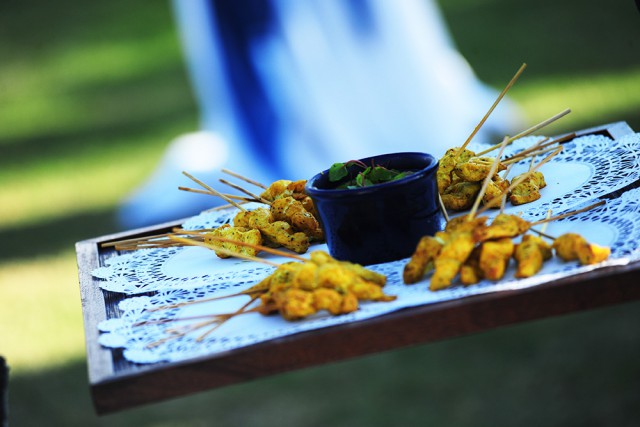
514,67,640,132
0,250,85,372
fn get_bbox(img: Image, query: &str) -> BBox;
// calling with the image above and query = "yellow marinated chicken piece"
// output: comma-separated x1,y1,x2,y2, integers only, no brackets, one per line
312,288,359,316
403,235,444,284
262,287,360,320
441,181,482,211
453,157,507,182
204,224,263,259
509,171,547,206
252,250,393,320
271,196,324,240
309,251,386,286
479,237,515,280
460,246,483,286
234,207,273,229
445,216,488,233
437,147,475,194
234,207,310,253
552,233,610,265
430,230,475,291
482,175,510,207
260,179,308,202
268,288,317,320
473,213,530,242
260,221,310,253
513,234,552,278
316,263,395,302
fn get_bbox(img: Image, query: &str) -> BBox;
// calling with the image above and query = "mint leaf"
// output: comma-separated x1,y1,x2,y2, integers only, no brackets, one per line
329,162,348,182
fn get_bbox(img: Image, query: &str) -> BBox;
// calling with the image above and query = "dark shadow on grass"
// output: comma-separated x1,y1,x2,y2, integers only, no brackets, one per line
7,301,640,426
439,0,640,84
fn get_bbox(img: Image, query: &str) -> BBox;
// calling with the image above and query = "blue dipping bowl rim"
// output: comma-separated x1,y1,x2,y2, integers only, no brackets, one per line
305,152,439,197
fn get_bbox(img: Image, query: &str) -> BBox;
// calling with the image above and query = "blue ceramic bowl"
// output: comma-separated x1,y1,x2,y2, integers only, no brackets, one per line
305,152,444,265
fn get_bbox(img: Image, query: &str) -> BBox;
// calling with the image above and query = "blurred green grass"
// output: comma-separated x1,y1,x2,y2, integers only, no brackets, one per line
0,0,639,425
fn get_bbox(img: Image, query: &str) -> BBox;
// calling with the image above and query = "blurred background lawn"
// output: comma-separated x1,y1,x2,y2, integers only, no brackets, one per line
1,0,639,425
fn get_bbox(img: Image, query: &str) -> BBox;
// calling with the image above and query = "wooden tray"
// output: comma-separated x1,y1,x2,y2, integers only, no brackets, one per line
76,121,640,414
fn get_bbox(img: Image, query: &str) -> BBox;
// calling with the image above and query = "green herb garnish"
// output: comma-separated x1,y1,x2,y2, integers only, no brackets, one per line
328,160,413,189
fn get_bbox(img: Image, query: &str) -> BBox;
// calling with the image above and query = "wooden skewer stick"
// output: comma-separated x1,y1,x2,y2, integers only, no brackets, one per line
196,296,259,342
437,193,450,223
455,63,527,158
221,168,267,189
101,233,173,248
529,227,556,240
476,146,563,216
146,285,267,312
168,235,280,266
475,108,572,157
218,178,272,205
503,145,558,166
540,209,552,233
182,171,247,212
502,132,576,162
179,186,259,202
530,200,605,226
498,164,514,214
468,136,511,219
204,234,308,262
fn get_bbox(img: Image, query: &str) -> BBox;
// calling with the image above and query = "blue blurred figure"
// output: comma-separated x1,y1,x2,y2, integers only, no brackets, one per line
119,0,519,228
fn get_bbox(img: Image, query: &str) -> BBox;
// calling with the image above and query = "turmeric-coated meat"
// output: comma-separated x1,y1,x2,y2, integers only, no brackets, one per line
552,233,610,265
513,234,552,278
453,157,507,182
204,225,262,259
437,147,475,194
479,237,514,280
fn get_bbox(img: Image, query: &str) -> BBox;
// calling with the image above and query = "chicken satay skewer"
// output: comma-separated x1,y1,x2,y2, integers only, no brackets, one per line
182,171,247,212
169,235,280,266
454,63,527,158
476,146,562,215
467,136,511,219
474,108,571,157
142,236,299,312
221,168,267,189
218,178,272,205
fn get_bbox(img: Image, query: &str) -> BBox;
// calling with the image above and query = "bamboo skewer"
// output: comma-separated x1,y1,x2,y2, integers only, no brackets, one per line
476,145,563,216
475,109,572,157
179,186,259,203
221,168,267,189
468,136,510,219
455,63,527,157
502,132,576,162
503,145,559,166
530,200,605,226
438,193,450,223
168,235,281,266
218,178,272,205
182,171,247,212
204,235,308,262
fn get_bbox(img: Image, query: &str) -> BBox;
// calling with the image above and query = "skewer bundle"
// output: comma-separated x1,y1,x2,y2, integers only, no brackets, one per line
134,237,395,345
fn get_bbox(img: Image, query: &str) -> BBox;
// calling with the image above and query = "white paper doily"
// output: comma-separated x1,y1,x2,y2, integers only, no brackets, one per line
98,188,640,364
466,133,640,220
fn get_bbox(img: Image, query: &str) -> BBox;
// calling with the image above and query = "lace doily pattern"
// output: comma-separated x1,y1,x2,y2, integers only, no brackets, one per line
468,133,640,220
98,188,640,364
